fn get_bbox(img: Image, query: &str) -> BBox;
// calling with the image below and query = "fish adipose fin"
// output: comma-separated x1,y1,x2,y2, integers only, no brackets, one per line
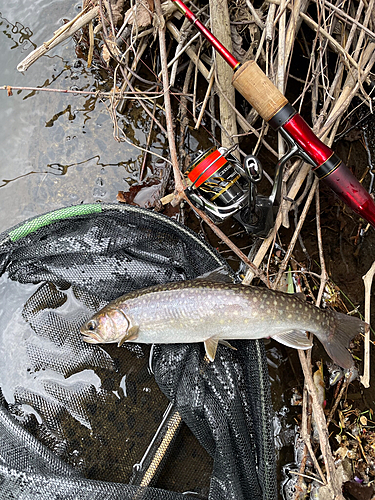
319,312,367,369
273,330,312,350
204,338,219,361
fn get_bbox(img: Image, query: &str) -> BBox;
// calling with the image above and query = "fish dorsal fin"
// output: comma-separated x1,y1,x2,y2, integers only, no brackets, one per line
294,292,306,301
195,266,233,284
204,337,219,361
118,325,139,346
273,330,312,350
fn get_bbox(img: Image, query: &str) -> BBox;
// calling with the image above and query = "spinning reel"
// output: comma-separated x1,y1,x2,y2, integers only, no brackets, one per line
185,146,285,237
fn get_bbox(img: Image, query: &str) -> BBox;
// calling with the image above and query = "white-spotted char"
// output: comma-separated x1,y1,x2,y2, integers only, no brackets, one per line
80,273,366,368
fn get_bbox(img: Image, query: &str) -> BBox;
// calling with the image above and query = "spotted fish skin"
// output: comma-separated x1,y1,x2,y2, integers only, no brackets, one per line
80,280,366,369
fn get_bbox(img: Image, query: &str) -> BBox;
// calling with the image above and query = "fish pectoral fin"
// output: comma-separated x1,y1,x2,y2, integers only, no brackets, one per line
219,340,237,351
273,330,312,350
204,338,236,361
127,325,140,340
117,336,127,347
117,325,139,346
204,337,219,361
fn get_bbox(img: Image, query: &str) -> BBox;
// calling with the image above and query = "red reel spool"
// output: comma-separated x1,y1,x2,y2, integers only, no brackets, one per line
186,149,245,206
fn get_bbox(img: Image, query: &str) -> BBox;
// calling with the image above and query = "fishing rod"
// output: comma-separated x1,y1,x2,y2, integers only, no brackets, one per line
172,0,375,230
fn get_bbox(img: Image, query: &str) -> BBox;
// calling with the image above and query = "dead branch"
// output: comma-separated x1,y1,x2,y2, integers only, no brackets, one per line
299,351,345,499
361,261,375,388
154,0,185,195
17,6,100,72
209,0,238,152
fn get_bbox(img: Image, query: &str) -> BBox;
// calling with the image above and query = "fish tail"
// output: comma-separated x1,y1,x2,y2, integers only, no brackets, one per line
318,312,366,369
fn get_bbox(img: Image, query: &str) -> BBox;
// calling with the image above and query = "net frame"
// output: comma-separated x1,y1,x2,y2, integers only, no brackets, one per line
0,202,277,500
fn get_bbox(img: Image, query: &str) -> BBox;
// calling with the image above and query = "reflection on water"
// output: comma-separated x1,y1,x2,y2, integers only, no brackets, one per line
0,11,35,53
0,274,39,403
0,0,169,234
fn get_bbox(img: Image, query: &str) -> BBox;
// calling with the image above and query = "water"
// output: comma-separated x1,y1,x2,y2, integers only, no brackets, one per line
0,0,152,234
0,275,39,403
0,273,110,405
0,9,216,479
0,271,174,482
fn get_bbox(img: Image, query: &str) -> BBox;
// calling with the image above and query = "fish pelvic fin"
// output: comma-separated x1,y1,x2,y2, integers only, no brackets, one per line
319,312,367,369
273,330,312,350
204,337,219,361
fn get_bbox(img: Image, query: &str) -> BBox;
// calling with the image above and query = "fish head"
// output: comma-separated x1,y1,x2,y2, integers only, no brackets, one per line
80,305,132,345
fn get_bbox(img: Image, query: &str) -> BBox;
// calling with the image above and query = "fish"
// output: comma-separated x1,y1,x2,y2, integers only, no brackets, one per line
80,271,366,368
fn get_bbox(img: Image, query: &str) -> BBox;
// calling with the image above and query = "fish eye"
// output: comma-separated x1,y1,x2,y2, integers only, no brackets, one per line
86,320,98,331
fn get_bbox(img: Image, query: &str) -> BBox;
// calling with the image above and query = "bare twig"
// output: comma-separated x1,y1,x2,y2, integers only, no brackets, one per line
313,0,375,40
242,161,311,286
0,85,165,97
315,188,328,305
154,0,185,195
273,177,319,288
209,0,238,152
361,261,375,388
183,195,268,285
300,385,327,485
139,99,158,181
299,351,345,498
267,0,359,71
320,42,375,138
167,21,210,80
245,0,265,30
178,61,194,163
17,6,100,72
170,17,194,87
326,375,351,427
194,66,215,129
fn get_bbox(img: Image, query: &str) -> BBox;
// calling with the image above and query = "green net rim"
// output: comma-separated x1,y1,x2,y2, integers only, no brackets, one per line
0,202,224,268
8,204,102,242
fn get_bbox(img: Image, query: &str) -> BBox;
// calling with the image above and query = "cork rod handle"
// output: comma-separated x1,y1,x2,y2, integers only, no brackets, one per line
232,61,288,122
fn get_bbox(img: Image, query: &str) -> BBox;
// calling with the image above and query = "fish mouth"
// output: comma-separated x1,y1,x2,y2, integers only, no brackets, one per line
80,329,104,344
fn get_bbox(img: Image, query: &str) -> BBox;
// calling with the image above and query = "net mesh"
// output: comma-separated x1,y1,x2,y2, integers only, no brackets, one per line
0,203,277,499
